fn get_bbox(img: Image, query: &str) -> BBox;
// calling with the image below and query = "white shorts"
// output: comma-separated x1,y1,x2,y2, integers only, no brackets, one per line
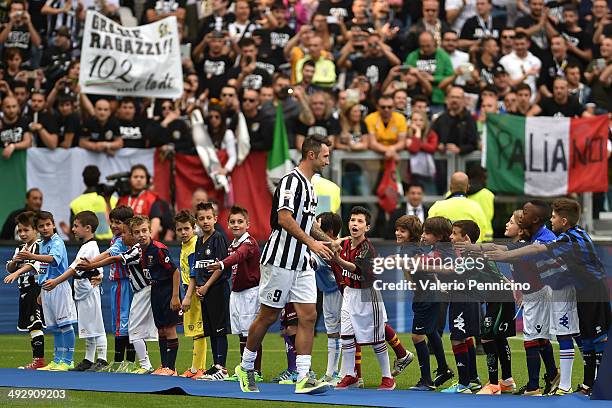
550,285,580,336
323,290,342,334
522,286,552,341
76,287,105,338
41,280,77,330
128,286,158,342
259,264,316,308
230,286,260,336
341,286,387,345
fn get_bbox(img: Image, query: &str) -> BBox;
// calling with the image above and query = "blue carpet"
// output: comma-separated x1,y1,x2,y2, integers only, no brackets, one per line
0,369,606,407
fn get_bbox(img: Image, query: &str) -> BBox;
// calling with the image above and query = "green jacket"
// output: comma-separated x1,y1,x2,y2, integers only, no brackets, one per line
405,48,454,105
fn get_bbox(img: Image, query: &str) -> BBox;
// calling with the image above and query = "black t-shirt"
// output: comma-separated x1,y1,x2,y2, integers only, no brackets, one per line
296,116,341,140
41,45,72,86
539,96,585,117
149,119,195,155
55,111,79,147
227,65,272,90
460,15,504,41
3,25,32,61
415,52,438,75
199,12,235,37
515,15,549,60
80,117,120,142
261,25,294,67
352,55,392,88
198,53,233,99
0,117,29,146
145,0,186,16
245,110,273,151
27,111,59,148
559,26,592,65
538,55,581,91
117,117,151,148
317,0,353,22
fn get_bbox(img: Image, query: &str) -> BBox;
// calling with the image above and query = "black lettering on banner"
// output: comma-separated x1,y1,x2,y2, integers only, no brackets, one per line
136,41,143,55
491,126,524,171
551,139,567,172
90,32,101,48
572,137,605,167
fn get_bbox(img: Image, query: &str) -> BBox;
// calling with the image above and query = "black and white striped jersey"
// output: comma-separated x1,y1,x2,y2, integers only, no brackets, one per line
261,167,318,271
7,241,41,288
119,244,151,293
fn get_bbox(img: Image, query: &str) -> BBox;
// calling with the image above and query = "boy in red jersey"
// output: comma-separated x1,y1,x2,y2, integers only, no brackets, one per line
334,206,395,391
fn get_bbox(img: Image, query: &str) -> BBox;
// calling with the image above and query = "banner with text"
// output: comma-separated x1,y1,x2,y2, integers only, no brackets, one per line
483,114,609,196
80,11,183,98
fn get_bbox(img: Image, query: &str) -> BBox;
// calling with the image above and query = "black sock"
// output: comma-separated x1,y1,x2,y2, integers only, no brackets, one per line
213,336,228,367
31,334,44,359
525,340,541,390
210,336,219,366
466,338,478,381
414,340,432,383
158,338,168,368
482,341,499,385
426,331,448,370
126,340,136,362
538,339,557,379
452,343,469,386
166,338,179,371
114,336,128,362
583,349,596,387
495,338,512,380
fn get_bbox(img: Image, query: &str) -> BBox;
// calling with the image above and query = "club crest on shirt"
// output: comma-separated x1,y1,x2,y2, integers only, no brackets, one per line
205,248,211,255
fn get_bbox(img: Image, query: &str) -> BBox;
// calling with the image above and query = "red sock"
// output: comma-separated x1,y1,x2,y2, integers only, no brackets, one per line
385,323,407,359
355,344,362,379
466,337,474,348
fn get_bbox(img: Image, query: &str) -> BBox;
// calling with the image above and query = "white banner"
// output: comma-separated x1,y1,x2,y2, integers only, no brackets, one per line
79,11,183,98
26,148,155,238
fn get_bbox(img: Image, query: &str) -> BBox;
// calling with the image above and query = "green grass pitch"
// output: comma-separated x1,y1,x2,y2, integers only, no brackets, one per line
0,333,584,407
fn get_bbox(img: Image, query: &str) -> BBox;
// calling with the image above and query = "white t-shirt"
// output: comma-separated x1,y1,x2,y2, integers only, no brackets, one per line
71,240,102,301
446,0,477,33
448,50,470,86
499,51,541,102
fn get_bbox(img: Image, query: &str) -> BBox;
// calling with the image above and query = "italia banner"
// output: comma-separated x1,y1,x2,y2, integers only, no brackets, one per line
80,11,183,98
483,114,609,196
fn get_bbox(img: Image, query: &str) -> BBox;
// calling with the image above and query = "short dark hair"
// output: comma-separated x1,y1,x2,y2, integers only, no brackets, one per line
514,32,529,41
119,97,135,107
350,206,372,226
196,201,217,216
423,216,452,242
453,220,480,243
301,135,331,160
34,211,55,225
15,211,36,228
411,94,429,106
82,165,101,188
12,80,28,91
74,210,99,233
405,182,424,193
229,205,249,220
552,198,581,226
26,188,41,199
130,164,150,182
526,199,551,223
515,83,532,94
238,37,257,48
174,209,196,227
395,215,422,243
378,94,393,104
303,59,316,69
317,212,342,237
109,205,134,223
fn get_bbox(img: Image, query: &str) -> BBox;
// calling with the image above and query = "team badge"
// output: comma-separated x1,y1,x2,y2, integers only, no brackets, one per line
105,130,113,140
205,248,211,255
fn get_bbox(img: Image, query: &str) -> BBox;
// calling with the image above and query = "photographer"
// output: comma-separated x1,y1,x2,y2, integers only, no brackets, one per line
192,30,233,99
228,37,272,90
0,0,42,66
27,90,59,149
65,165,117,240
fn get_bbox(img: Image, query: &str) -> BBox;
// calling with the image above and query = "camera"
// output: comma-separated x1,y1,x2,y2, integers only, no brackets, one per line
278,86,294,100
96,172,131,198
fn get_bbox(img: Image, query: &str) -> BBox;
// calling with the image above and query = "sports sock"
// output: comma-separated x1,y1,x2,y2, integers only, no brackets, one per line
158,337,168,368
53,331,64,363
296,354,311,382
452,342,469,386
495,337,512,380
373,342,392,378
216,335,228,367
384,324,407,359
96,335,108,362
355,344,362,378
524,340,541,390
414,340,432,383
85,338,96,363
482,340,499,385
126,340,136,362
30,330,44,359
210,335,218,366
60,326,75,364
340,337,356,377
326,337,341,376
239,336,247,365
166,338,179,371
558,336,574,391
193,336,207,370
466,337,478,381
283,334,297,372
538,339,557,379
241,347,257,371
427,331,448,370
133,339,152,370
573,334,583,355
594,337,607,381
114,336,128,362
254,344,263,373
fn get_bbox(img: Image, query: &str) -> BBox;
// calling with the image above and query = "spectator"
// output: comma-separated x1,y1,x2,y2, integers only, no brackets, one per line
12,81,30,116
411,94,431,118
27,90,59,149
335,101,370,152
4,49,27,88
391,88,410,117
502,90,518,113
296,59,320,95
499,32,541,102
117,163,165,239
510,82,535,116
585,36,612,114
263,2,294,68
78,98,123,155
491,65,513,100
40,26,74,86
446,0,477,34
382,65,433,100
441,29,478,90
53,92,79,148
295,91,339,150
459,0,504,50
219,85,240,130
476,37,500,87
145,0,185,23
386,182,430,239
538,35,580,98
499,27,515,56
46,59,80,109
228,0,254,42
585,0,610,57
555,5,592,66
200,0,234,37
407,0,451,51
116,98,151,148
41,0,82,42
309,11,335,51
1,95,32,160
259,85,274,103
241,88,272,151
404,31,454,112
295,35,336,88
565,63,591,106
476,94,498,134
0,187,43,240
530,77,589,117
0,0,42,66
193,30,233,99
203,104,236,177
514,0,557,61
406,111,438,194
229,37,273,90
365,94,407,161
152,99,194,155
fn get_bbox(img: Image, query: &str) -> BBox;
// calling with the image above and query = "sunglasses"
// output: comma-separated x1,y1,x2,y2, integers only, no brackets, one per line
379,105,393,110
243,98,257,102
502,35,515,39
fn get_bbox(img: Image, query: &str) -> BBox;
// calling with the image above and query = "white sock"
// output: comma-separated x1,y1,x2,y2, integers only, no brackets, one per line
296,354,312,382
326,337,341,376
241,347,257,371
559,347,575,391
85,338,96,363
95,335,108,362
340,338,356,377
133,339,152,370
373,342,392,378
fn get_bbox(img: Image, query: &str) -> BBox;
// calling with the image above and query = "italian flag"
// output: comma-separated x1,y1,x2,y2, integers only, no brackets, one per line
484,114,609,196
267,102,293,193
